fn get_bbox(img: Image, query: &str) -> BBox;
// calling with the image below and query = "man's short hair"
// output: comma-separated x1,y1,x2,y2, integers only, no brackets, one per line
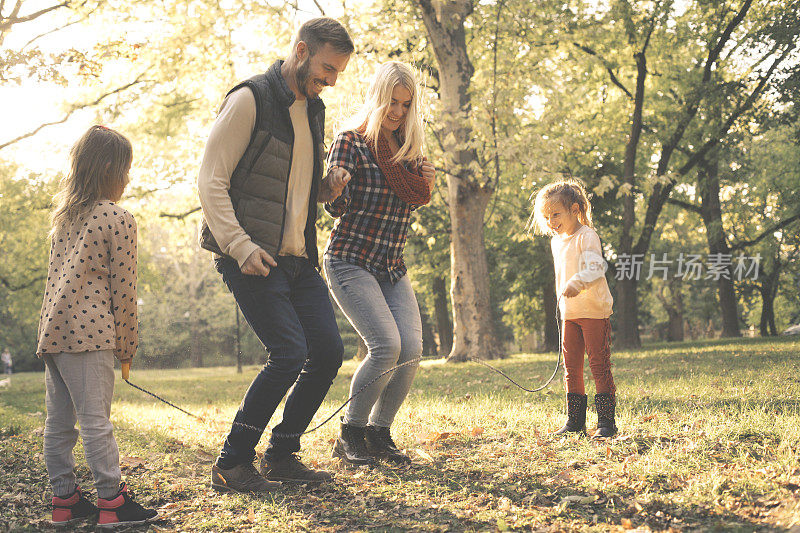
294,17,354,56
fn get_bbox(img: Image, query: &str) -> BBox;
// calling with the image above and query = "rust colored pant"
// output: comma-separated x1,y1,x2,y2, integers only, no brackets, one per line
562,318,616,397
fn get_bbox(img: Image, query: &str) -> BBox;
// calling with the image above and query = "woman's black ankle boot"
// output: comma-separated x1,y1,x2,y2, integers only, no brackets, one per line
553,392,587,435
332,419,375,465
593,393,618,438
365,425,411,464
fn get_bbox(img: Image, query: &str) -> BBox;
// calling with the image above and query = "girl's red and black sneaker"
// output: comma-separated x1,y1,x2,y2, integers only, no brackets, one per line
97,482,159,529
51,485,98,526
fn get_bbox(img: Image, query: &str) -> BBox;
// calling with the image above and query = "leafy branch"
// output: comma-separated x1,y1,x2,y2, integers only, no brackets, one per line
0,273,45,292
0,76,148,151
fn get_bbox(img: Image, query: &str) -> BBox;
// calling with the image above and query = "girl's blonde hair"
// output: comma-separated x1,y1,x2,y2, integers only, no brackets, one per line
350,61,424,164
528,179,594,236
50,125,132,238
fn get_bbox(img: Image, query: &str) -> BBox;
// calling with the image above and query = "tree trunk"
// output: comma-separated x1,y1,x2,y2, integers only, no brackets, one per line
716,277,741,337
666,278,684,342
616,51,648,349
448,185,501,360
759,260,781,337
415,0,502,361
419,302,438,357
542,252,559,352
759,287,775,337
191,319,203,367
698,157,741,337
655,277,684,342
432,276,453,355
769,304,778,336
616,279,641,347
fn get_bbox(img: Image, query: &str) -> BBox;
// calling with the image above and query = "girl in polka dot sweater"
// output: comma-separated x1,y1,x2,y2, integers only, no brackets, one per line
36,126,157,528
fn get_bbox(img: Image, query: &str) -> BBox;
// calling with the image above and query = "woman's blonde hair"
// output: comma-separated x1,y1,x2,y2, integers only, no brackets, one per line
351,61,425,164
528,179,594,236
49,125,132,238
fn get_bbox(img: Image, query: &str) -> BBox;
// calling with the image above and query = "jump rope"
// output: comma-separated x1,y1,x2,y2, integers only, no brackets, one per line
122,297,565,439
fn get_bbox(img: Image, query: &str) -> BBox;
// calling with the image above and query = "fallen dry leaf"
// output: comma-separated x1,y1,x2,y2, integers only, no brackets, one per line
560,495,598,505
158,502,183,510
425,431,453,444
497,497,512,511
157,502,185,519
470,426,484,437
194,449,215,460
416,448,434,462
120,456,145,468
247,507,255,523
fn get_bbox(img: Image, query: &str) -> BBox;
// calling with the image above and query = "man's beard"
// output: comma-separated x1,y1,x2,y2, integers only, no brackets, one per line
296,57,312,98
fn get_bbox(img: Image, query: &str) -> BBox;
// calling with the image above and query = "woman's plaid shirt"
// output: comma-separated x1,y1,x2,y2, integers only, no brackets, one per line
324,130,423,283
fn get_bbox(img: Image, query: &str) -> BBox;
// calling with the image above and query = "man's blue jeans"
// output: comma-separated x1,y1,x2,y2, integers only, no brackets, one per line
215,256,343,468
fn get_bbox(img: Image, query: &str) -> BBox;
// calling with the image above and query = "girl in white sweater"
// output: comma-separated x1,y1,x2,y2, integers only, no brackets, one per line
531,179,617,438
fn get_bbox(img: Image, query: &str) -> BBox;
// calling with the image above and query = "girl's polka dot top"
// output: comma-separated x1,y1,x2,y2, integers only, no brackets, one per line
37,201,138,362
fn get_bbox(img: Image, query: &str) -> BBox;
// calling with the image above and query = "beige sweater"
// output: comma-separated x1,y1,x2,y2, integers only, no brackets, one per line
197,87,314,266
551,224,614,320
37,201,138,362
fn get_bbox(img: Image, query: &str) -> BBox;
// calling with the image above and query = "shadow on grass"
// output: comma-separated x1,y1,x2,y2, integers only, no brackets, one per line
385,435,773,532
99,419,499,531
0,420,777,532
280,478,495,531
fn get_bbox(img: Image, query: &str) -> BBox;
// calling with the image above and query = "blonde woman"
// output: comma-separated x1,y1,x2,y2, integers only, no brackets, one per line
324,61,435,465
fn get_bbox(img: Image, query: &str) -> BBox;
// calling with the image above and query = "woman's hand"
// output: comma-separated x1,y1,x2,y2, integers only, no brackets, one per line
319,167,351,203
421,158,435,188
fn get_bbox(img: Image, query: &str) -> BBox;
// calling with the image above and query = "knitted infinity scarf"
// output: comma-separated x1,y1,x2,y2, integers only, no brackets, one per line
363,128,431,206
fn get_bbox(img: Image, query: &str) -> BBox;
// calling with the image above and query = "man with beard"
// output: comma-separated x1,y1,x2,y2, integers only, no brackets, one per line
198,18,354,492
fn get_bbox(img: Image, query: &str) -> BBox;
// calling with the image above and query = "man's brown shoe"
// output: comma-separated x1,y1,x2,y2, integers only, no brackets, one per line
261,453,332,483
211,460,281,493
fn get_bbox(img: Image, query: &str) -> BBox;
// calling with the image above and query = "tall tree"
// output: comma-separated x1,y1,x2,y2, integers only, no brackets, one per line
567,0,799,347
0,167,53,371
412,0,502,361
726,125,800,336
669,154,743,337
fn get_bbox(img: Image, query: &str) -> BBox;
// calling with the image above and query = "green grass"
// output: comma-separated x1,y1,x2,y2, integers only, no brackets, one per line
1,337,799,531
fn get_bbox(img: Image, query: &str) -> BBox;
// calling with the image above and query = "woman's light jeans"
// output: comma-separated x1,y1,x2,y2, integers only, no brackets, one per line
324,256,422,427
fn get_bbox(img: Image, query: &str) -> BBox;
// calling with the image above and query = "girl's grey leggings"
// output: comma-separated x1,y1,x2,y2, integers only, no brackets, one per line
43,350,121,499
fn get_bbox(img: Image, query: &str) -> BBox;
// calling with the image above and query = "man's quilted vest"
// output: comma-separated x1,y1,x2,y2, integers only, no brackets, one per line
200,60,326,268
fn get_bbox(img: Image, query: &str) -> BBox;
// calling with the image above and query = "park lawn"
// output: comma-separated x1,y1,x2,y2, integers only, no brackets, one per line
1,337,799,532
